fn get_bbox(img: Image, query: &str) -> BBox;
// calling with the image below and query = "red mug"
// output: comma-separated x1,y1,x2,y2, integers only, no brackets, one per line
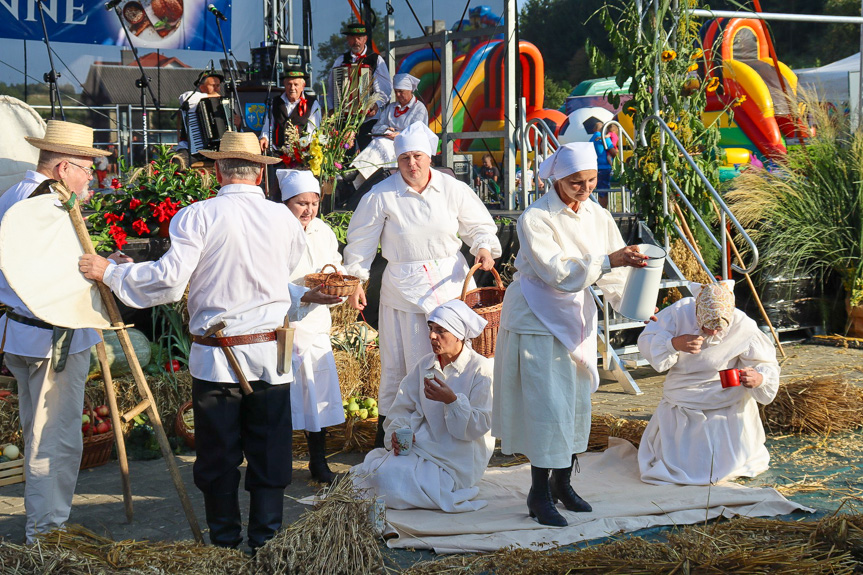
719,368,740,388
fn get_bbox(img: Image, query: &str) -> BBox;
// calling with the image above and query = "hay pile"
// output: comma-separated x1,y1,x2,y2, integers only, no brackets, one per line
0,392,21,447
401,513,863,574
664,238,713,306
760,375,863,434
587,414,649,452
253,475,384,574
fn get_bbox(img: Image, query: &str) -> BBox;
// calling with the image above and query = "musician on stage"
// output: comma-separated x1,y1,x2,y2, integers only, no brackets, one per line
259,69,322,152
175,70,225,161
326,22,393,150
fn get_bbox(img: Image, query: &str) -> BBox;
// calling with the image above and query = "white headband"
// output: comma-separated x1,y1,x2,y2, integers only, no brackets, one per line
394,121,438,158
538,142,598,180
277,169,320,202
427,300,487,341
393,73,420,91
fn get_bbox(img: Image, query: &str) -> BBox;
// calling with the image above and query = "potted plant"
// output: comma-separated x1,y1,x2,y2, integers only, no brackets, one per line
726,94,863,335
87,145,218,252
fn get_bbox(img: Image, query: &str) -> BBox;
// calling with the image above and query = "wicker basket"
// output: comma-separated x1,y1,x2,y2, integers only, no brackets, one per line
175,400,195,450
460,263,505,358
304,264,360,297
80,399,114,470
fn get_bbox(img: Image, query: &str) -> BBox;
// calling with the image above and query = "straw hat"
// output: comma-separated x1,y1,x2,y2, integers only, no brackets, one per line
199,132,282,164
25,120,110,157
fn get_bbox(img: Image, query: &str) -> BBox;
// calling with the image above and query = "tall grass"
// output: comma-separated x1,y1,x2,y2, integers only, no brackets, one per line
726,94,863,303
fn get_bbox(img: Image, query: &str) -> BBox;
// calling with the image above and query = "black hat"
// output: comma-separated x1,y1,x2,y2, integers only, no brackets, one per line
195,69,224,87
341,22,368,36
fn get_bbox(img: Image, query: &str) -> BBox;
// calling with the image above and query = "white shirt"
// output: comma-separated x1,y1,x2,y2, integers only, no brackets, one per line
343,169,502,313
102,183,310,385
371,97,429,135
261,93,323,143
288,217,345,338
326,46,393,113
384,348,495,490
0,171,100,358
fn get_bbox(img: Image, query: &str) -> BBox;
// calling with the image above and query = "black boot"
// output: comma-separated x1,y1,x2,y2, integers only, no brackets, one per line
307,430,335,484
247,487,285,551
526,466,567,527
551,454,592,513
374,415,387,449
203,492,243,548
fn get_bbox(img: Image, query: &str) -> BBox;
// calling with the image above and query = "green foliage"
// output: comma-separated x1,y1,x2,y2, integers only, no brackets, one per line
150,302,191,386
86,146,218,251
323,210,353,245
542,75,572,111
596,0,722,236
726,98,863,304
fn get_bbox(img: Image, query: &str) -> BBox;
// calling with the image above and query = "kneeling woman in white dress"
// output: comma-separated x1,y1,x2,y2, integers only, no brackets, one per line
279,169,346,483
637,281,780,485
351,300,495,512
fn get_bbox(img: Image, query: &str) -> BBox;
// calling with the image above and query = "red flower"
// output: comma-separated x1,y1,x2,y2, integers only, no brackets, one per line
110,178,121,189
132,218,150,235
104,212,124,224
151,198,180,222
129,198,142,209
108,225,127,250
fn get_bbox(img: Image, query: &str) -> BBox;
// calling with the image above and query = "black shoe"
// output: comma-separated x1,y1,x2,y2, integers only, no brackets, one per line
526,466,567,527
374,415,387,449
307,430,335,484
203,492,243,548
551,454,592,513
247,487,285,551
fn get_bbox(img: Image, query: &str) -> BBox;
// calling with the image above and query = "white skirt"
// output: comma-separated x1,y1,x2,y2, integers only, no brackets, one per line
492,327,592,469
638,396,770,485
377,304,433,416
351,448,486,513
290,333,346,432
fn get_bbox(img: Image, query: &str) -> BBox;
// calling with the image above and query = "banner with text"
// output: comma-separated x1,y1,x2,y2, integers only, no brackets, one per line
0,0,231,51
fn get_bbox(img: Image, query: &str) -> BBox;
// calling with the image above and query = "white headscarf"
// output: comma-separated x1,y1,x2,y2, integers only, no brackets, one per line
277,169,320,202
394,121,439,158
538,142,598,180
393,73,420,91
427,300,488,341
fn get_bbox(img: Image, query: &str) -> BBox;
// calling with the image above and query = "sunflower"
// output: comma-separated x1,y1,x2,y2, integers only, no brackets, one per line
691,48,703,60
667,121,678,131
734,94,747,107
687,63,699,72
661,50,677,62
706,77,721,93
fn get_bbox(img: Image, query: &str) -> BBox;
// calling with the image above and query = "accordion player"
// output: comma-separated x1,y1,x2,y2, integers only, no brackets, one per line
181,95,234,156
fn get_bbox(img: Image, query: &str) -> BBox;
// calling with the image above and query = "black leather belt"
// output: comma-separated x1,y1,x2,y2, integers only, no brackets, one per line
5,309,53,330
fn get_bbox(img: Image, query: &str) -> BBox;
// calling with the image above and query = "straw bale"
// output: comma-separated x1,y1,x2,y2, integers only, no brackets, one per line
335,350,364,400
253,474,384,574
329,281,368,330
760,375,863,434
0,393,21,447
587,414,648,452
359,347,381,399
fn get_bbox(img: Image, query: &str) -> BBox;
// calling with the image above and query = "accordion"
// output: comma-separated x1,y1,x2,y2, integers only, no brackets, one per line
332,64,372,115
184,96,233,155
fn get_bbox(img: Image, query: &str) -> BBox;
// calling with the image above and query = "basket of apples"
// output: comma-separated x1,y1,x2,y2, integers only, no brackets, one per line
81,399,114,469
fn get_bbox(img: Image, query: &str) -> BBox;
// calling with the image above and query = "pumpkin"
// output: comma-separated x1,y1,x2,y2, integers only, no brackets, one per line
88,327,152,377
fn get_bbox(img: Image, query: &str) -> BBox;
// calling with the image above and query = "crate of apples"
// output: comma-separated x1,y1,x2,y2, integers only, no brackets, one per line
82,404,113,436
342,396,378,420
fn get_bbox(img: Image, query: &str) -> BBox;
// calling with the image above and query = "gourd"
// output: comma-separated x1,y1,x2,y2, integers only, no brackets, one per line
88,327,151,377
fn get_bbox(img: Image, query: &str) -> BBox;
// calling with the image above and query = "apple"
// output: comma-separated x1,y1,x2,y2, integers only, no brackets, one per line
96,405,110,418
369,406,379,418
357,408,369,420
363,398,377,408
95,421,111,435
82,414,90,425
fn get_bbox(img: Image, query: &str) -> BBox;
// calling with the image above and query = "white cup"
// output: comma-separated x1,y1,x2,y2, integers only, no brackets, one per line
395,427,413,455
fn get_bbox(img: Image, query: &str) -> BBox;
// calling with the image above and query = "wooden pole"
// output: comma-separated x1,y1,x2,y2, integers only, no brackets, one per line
710,201,786,358
94,335,133,521
58,184,204,542
672,202,704,261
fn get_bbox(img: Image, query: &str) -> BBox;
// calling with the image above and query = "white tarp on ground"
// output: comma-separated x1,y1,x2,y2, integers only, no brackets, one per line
381,438,811,554
796,53,860,114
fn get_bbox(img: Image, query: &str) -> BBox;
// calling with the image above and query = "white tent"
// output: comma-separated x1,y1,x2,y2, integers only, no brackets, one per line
796,53,860,116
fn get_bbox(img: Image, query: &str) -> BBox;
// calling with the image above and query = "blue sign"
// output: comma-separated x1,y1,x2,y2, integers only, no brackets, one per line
0,0,230,51
245,102,266,132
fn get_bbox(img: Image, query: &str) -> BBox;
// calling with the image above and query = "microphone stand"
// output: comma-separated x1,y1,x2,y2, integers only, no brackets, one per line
260,31,283,201
213,12,244,134
110,4,161,164
35,0,64,120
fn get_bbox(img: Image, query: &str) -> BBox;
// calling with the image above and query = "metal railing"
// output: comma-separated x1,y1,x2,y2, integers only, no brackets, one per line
638,114,760,279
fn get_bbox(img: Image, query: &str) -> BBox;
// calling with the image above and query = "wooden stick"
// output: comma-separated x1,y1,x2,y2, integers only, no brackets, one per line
710,201,786,358
672,202,704,261
94,334,133,521
59,184,204,543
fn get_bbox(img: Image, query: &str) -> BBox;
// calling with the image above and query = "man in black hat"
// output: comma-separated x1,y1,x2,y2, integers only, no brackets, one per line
259,69,321,152
175,70,227,160
326,22,392,149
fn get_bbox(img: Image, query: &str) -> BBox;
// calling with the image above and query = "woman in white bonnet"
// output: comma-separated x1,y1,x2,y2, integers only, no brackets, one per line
343,121,501,448
278,169,346,483
351,299,495,512
492,142,648,527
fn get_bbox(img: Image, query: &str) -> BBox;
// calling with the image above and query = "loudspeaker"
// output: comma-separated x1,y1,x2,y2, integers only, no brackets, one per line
450,154,472,186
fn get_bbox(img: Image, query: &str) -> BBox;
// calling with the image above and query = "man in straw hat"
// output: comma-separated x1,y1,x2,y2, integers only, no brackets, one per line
637,281,779,485
259,68,321,153
79,132,340,552
0,119,109,543
492,142,648,527
351,300,495,512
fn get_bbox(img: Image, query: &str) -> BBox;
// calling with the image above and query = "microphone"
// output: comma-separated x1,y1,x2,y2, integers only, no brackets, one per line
105,0,122,10
208,4,227,21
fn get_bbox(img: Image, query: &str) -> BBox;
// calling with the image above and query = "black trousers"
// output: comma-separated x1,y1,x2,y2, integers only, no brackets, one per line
192,378,293,495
